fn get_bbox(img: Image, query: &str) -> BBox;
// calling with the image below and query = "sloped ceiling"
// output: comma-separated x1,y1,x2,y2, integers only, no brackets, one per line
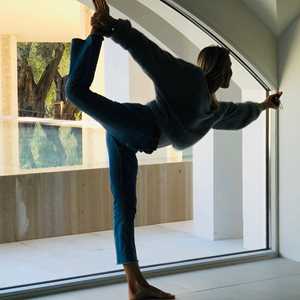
241,0,300,36
79,0,278,89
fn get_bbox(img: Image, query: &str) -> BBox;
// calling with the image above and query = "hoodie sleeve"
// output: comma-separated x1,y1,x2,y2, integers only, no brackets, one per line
212,101,264,130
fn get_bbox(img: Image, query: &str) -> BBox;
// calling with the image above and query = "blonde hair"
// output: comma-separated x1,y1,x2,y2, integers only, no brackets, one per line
197,46,230,94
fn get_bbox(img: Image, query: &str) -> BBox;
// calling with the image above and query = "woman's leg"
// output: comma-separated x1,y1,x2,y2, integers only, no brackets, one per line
106,133,139,265
91,0,178,92
67,28,174,299
66,33,160,154
111,19,181,97
106,133,175,300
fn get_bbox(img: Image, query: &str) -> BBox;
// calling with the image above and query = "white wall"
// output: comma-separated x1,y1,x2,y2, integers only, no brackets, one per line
214,82,243,240
160,0,277,89
104,39,130,102
242,89,267,250
278,15,300,261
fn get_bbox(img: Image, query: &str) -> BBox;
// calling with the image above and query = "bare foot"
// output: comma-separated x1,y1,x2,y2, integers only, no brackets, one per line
92,0,110,14
91,0,117,36
129,283,175,300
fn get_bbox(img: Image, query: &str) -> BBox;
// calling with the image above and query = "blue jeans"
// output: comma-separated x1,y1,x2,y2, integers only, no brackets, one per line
66,33,161,264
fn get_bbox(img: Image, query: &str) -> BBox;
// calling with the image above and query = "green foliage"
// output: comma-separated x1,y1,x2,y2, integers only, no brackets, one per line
58,43,71,77
18,42,84,170
19,124,36,169
18,42,72,118
30,123,57,168
74,111,82,121
59,127,82,165
27,43,49,83
17,43,32,64
44,81,56,117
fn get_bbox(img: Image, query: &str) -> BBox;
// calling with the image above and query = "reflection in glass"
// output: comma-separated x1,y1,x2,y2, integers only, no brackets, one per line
19,122,82,169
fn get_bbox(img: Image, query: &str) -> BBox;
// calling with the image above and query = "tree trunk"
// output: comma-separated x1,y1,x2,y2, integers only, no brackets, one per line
18,44,65,118
54,72,81,120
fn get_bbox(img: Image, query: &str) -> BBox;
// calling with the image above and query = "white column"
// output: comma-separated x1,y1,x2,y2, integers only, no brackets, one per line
242,89,267,249
192,130,215,239
104,39,130,102
80,5,108,168
192,81,243,240
0,35,19,175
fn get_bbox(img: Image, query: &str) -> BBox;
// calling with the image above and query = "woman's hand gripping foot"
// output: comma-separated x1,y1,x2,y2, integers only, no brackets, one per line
90,0,117,36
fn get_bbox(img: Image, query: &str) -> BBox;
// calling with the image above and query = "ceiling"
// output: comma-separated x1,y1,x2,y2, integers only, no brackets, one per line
0,0,85,42
1,0,300,41
241,0,300,36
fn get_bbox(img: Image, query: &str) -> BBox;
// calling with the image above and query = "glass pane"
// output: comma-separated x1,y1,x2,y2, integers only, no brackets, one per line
0,1,268,292
19,122,82,169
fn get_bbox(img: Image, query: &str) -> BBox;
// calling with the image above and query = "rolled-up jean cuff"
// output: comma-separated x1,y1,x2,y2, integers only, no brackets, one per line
121,260,139,265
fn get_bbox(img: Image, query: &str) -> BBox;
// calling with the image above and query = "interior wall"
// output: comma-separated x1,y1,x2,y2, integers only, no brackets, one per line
278,15,300,262
156,0,277,89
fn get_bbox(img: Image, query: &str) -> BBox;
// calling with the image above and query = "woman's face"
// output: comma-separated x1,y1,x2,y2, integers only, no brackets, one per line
221,57,232,88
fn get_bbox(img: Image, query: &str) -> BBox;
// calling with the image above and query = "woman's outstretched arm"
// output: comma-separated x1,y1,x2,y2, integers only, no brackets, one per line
212,101,265,130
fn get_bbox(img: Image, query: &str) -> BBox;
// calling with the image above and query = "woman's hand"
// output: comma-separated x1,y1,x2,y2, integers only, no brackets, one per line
262,91,283,110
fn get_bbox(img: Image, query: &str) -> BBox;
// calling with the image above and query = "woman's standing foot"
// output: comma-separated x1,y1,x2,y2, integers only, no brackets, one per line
129,283,176,300
124,262,175,299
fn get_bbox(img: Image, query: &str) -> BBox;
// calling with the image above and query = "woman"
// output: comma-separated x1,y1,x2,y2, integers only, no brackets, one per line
66,1,282,299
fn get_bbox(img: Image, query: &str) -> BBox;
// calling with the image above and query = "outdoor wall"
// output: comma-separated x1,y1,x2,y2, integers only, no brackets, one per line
278,15,300,262
0,162,192,243
0,35,19,175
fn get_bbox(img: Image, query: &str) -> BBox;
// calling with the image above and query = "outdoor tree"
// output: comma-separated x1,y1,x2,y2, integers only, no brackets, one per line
17,42,81,120
17,42,83,169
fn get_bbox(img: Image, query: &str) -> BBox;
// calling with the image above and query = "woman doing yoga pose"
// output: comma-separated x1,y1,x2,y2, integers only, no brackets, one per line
66,0,283,299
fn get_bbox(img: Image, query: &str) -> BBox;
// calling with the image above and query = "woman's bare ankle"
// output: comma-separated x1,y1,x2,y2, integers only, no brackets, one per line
123,262,149,287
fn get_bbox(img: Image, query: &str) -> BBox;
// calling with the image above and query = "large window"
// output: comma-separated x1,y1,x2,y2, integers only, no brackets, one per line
0,1,274,298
